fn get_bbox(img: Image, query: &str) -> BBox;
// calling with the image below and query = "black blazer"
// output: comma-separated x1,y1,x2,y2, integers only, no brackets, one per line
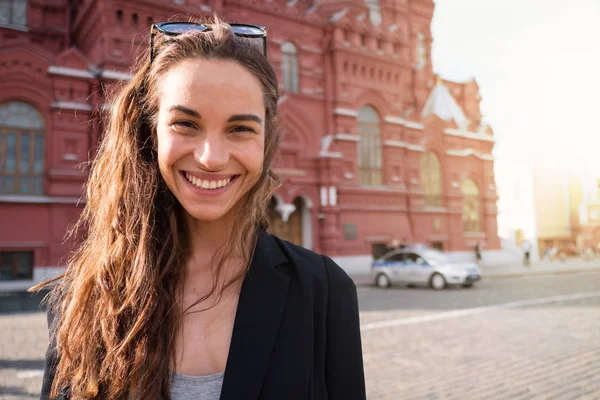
41,230,366,399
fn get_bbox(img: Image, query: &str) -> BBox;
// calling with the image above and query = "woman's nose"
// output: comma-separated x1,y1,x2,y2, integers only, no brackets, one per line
193,134,230,170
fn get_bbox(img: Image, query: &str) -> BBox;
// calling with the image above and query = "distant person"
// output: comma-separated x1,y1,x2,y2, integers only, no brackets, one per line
548,246,559,261
33,17,365,400
399,238,408,249
522,240,531,266
475,241,483,265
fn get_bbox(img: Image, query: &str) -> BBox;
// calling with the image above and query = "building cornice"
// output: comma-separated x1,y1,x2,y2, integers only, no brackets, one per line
384,115,425,130
318,151,343,158
48,66,95,79
384,140,425,152
0,195,85,204
273,168,307,177
331,43,413,69
100,69,133,81
446,148,494,161
333,107,358,117
444,128,495,142
50,101,94,112
0,23,29,32
47,66,132,81
335,133,360,141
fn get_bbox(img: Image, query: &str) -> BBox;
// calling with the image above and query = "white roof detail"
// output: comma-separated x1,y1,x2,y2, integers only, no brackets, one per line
421,82,468,128
330,8,349,22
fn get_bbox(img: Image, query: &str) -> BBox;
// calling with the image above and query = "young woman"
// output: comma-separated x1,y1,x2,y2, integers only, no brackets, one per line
37,18,366,400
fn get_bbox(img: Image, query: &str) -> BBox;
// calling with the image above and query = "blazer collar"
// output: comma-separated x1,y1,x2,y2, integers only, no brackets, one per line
220,230,290,400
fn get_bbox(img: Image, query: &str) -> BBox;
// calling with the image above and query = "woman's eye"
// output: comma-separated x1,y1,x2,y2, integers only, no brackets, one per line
230,126,256,135
171,121,196,134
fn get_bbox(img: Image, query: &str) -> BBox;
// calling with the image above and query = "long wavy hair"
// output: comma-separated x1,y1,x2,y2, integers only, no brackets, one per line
32,18,281,399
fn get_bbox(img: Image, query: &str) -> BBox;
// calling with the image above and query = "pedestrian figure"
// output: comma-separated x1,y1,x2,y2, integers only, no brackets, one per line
399,238,408,249
33,17,365,400
475,241,483,265
522,240,531,266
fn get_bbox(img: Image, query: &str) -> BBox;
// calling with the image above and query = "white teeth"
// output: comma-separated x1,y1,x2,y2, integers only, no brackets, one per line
184,173,233,190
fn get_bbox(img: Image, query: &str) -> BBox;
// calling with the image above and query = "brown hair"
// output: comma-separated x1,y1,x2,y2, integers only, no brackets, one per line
33,17,280,399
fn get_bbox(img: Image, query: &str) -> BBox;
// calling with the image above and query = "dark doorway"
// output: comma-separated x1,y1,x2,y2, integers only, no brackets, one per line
371,243,389,259
432,241,444,251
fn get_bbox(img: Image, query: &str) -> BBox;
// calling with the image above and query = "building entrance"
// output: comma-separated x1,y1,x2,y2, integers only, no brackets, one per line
268,197,304,247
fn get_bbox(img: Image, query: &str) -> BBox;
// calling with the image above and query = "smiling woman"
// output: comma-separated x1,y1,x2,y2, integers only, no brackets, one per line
156,59,266,224
33,16,365,400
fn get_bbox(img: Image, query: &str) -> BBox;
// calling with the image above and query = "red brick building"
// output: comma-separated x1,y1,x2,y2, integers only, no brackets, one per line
0,0,499,288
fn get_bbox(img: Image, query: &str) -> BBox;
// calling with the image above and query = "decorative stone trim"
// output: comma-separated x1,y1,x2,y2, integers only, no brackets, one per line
444,128,495,142
384,115,425,130
0,23,29,32
0,195,85,204
333,107,358,117
48,66,95,79
384,140,425,152
318,151,343,158
299,45,324,54
273,168,306,176
405,120,425,130
335,133,360,141
50,101,93,112
446,148,494,160
101,70,133,80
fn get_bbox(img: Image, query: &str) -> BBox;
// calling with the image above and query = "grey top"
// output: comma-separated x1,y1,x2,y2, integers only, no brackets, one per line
171,370,224,400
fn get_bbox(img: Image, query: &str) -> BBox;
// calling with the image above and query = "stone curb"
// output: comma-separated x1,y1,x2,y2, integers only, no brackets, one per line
483,267,600,280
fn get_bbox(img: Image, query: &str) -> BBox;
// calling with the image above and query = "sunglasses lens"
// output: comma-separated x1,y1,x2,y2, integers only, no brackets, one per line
231,25,265,36
160,23,207,34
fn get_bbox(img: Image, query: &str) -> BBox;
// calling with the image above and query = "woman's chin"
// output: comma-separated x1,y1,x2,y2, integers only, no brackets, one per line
181,205,236,224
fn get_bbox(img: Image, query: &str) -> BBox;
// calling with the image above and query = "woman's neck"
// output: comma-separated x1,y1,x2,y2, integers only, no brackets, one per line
182,210,252,281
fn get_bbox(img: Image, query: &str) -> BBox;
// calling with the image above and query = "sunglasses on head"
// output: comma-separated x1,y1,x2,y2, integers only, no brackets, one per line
149,21,268,63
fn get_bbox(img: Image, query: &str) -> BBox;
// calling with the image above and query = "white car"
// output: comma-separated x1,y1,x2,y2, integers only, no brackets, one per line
371,248,481,290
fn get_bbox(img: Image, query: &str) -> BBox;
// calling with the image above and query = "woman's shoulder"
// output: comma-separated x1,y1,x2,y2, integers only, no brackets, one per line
264,232,354,289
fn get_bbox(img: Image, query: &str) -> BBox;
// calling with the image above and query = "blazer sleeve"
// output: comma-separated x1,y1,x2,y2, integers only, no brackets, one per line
322,255,367,400
40,305,64,400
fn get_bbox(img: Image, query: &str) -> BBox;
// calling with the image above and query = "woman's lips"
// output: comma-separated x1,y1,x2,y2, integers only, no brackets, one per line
180,171,238,195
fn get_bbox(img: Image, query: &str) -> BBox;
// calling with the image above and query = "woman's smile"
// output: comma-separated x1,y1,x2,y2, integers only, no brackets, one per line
180,171,239,196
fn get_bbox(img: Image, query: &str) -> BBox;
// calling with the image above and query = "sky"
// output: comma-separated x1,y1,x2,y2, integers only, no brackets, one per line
430,0,600,173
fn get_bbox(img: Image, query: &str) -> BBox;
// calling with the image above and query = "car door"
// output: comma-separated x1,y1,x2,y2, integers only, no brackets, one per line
405,252,431,283
384,252,410,283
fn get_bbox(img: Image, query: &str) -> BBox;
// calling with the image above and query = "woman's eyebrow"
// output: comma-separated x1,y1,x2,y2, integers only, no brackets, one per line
168,105,201,119
227,114,263,124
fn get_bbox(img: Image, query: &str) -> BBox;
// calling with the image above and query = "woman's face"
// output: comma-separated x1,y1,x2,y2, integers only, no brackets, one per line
156,58,266,223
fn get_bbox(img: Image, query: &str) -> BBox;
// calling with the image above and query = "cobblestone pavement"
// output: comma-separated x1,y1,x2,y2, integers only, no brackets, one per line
0,312,47,399
1,271,599,399
358,271,600,399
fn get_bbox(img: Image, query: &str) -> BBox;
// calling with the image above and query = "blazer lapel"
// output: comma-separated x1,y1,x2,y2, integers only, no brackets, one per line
220,230,290,400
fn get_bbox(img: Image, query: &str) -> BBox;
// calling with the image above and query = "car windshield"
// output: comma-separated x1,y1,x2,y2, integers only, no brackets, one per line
420,250,449,266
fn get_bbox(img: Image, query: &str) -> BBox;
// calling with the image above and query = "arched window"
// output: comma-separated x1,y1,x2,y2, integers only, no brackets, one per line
357,105,382,185
461,179,481,232
281,41,299,93
421,151,442,206
416,32,427,70
0,0,27,25
0,101,45,195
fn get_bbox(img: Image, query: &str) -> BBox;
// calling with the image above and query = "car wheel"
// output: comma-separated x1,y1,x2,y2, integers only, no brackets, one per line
461,282,474,288
429,273,446,290
376,273,391,288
